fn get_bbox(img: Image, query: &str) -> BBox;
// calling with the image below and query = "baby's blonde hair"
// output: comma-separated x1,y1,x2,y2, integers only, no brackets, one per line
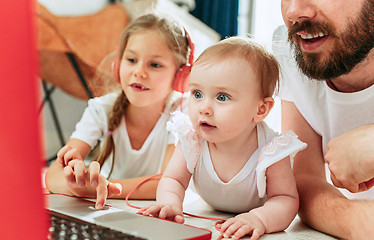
194,36,279,98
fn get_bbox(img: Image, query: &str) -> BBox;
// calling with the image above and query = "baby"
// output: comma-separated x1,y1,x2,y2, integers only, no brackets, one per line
139,36,306,239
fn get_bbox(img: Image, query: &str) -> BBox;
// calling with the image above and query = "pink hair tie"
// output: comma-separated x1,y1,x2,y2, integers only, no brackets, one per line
107,131,113,136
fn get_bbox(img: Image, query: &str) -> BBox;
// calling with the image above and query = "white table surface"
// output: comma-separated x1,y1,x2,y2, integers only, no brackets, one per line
102,188,337,240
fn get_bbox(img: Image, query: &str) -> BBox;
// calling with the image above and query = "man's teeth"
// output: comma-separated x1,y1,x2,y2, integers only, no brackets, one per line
299,32,326,40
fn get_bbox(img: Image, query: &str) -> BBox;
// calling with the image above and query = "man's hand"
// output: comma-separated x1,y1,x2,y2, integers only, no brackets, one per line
326,124,374,193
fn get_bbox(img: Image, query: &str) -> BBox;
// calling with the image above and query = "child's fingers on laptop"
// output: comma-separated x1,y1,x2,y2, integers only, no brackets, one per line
107,182,122,197
57,145,72,166
95,175,109,210
63,165,76,185
63,148,82,166
147,206,184,223
138,204,184,223
69,160,87,187
159,206,184,223
174,214,185,224
137,204,162,216
88,161,100,187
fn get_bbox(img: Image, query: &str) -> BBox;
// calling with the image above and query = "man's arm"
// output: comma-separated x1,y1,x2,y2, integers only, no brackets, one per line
282,100,374,239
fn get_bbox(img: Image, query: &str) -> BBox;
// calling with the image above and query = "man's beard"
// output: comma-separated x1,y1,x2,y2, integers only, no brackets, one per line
287,0,374,80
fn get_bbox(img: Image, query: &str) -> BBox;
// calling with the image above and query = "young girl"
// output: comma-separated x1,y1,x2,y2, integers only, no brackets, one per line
139,36,307,240
45,13,193,210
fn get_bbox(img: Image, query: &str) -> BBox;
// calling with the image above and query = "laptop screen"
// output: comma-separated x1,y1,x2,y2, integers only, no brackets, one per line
0,1,48,239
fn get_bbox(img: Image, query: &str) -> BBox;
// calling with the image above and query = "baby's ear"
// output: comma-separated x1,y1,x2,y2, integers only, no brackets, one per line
254,97,274,122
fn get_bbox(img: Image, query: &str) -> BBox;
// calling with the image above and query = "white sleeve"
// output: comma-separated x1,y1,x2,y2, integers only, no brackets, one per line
70,95,113,148
256,131,307,198
166,111,201,174
165,92,190,146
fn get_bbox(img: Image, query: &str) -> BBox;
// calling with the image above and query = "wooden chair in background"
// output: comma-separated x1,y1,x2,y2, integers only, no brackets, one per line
37,3,129,162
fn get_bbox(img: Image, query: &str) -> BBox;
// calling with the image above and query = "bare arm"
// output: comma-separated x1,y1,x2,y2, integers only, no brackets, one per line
46,142,175,200
282,100,374,239
45,139,121,209
251,157,299,233
219,157,299,240
139,144,192,223
45,138,91,194
156,143,191,205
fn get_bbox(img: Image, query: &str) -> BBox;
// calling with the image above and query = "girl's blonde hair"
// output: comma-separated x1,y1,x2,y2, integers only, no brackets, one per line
194,36,279,98
95,13,190,177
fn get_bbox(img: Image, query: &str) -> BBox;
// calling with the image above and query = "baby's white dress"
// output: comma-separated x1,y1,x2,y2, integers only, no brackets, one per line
167,111,307,213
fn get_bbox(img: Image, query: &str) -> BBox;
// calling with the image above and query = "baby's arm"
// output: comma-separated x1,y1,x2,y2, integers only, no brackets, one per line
218,157,298,239
139,144,192,223
251,156,299,232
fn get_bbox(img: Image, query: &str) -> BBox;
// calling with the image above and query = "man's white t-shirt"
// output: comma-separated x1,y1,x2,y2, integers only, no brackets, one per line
273,25,374,200
71,91,187,179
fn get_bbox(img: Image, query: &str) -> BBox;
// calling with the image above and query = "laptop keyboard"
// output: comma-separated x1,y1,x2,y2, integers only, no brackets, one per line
48,210,147,240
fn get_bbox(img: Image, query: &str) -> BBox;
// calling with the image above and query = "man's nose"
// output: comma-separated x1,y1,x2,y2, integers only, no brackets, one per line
285,0,316,24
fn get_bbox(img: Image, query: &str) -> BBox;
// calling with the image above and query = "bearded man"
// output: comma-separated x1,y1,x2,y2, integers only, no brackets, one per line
273,1,374,239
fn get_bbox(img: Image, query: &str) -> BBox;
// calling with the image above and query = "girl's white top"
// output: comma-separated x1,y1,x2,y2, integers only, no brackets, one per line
70,91,187,179
167,111,307,213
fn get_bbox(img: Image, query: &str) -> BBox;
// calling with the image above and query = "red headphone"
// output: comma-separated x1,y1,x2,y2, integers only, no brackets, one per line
172,28,195,93
111,27,195,93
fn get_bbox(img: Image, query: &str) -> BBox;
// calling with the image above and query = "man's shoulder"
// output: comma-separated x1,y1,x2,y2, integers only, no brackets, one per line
272,25,290,57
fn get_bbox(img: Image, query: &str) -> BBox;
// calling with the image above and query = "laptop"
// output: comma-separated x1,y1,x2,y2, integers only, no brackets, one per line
46,194,212,240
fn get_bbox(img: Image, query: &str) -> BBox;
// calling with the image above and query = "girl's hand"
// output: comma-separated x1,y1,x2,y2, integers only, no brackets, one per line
64,160,122,209
217,212,265,240
57,145,84,167
138,204,184,224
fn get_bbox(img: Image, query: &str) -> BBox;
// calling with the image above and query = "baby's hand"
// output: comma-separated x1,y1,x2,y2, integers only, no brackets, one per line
57,145,83,167
217,212,265,240
138,204,184,224
64,160,122,209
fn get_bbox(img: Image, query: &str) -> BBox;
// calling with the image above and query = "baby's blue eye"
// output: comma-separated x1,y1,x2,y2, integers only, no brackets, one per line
193,90,203,99
217,94,229,102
